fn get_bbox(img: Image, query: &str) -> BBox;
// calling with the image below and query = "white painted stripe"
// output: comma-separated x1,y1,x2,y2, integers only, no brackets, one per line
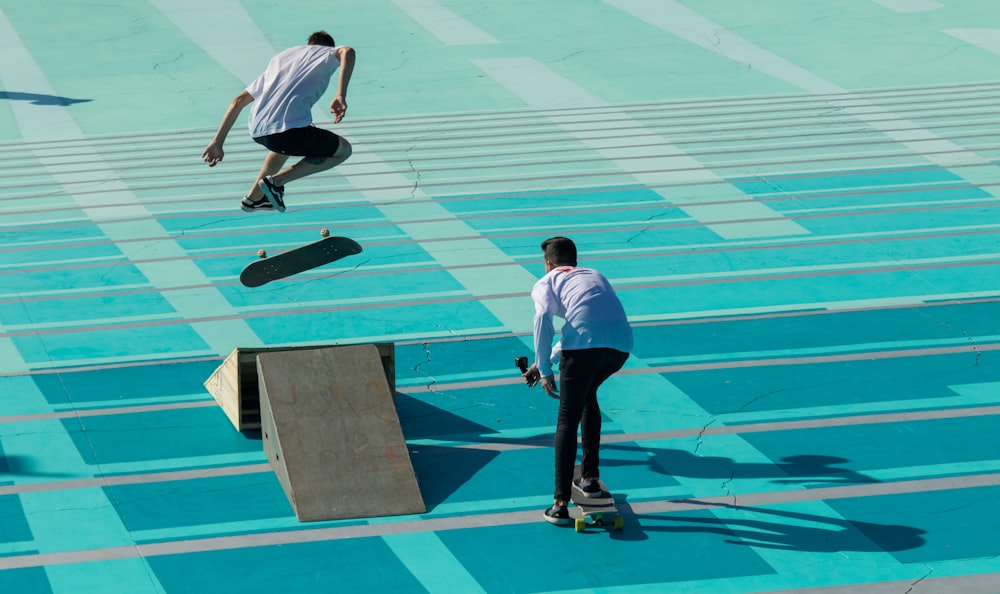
150,0,536,335
718,385,1000,426
131,518,303,543
0,10,261,358
6,392,997,451
0,463,271,496
0,19,171,593
547,569,1000,594
414,340,998,392
412,400,1000,450
866,460,1000,482
435,404,1000,451
0,14,44,376
945,28,1000,57
149,0,275,84
639,332,1000,367
93,454,267,477
472,57,809,240
382,533,487,594
150,0,349,132
392,0,499,45
0,324,28,374
872,0,942,13
0,368,164,588
761,573,1000,594
342,146,539,331
2,473,998,570
602,0,1000,179
0,13,252,588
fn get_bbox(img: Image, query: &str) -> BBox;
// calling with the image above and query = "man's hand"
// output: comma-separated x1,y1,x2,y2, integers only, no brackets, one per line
330,96,347,123
522,363,541,387
523,363,559,398
540,375,559,399
202,142,224,167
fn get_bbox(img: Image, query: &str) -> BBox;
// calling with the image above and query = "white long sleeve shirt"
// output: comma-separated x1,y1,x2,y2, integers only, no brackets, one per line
531,266,633,377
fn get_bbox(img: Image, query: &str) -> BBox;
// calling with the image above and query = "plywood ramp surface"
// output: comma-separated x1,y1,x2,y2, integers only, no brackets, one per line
257,345,424,522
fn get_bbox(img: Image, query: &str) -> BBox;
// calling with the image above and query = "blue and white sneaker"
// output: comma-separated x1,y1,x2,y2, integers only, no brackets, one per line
258,176,286,212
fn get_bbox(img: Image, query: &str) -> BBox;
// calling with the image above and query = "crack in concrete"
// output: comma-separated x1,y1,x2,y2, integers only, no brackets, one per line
721,470,738,508
406,158,421,199
731,388,786,414
152,51,185,82
414,341,434,389
626,209,677,244
903,565,933,594
692,418,715,456
962,328,982,366
909,307,982,367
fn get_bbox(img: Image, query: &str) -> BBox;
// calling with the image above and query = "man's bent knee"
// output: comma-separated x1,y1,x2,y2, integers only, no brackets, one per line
334,137,353,161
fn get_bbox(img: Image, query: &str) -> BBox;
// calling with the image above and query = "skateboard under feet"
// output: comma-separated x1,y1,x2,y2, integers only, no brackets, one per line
570,478,623,533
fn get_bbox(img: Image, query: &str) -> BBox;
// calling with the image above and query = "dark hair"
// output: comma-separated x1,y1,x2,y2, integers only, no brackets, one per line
541,236,577,267
308,31,336,46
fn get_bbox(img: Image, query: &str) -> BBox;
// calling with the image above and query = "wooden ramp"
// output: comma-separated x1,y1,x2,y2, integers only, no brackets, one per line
256,344,425,522
204,344,396,431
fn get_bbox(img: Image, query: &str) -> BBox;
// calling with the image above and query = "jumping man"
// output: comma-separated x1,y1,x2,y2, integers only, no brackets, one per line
202,31,355,212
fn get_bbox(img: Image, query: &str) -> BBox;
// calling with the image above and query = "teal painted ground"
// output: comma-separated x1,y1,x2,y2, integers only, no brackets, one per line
2,1,1000,593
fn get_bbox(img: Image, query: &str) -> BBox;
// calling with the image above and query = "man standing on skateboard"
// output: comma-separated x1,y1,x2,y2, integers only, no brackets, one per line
202,31,355,212
522,236,633,525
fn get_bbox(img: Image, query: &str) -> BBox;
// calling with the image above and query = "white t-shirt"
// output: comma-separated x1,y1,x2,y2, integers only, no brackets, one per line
531,266,633,377
246,45,342,138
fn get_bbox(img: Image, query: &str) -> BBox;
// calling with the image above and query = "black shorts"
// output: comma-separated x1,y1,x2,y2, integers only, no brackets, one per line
253,125,341,157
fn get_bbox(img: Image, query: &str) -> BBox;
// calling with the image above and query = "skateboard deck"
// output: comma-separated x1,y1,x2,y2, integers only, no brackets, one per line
570,478,623,532
240,232,362,287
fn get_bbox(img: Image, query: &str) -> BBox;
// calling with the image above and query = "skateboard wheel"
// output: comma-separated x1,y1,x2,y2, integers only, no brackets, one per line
257,249,267,258
575,518,586,533
320,228,330,237
614,516,624,531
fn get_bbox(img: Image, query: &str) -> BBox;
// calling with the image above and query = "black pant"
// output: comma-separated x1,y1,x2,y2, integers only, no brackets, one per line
553,347,629,502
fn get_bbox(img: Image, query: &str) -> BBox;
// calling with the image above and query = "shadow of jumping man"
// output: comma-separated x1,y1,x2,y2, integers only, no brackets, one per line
0,91,92,106
605,444,879,487
640,500,926,553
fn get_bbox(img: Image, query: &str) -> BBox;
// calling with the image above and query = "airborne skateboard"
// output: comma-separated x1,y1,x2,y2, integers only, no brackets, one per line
239,229,362,287
570,477,623,533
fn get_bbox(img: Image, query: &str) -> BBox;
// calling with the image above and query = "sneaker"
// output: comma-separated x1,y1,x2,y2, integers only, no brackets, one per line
543,504,570,526
258,176,286,212
240,196,274,212
574,478,603,498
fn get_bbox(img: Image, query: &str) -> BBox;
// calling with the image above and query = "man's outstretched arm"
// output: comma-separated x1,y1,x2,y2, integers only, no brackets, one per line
330,46,355,123
203,90,254,166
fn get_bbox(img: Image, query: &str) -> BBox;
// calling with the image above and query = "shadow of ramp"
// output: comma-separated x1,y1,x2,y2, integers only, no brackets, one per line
407,444,500,509
395,392,503,509
395,391,497,441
